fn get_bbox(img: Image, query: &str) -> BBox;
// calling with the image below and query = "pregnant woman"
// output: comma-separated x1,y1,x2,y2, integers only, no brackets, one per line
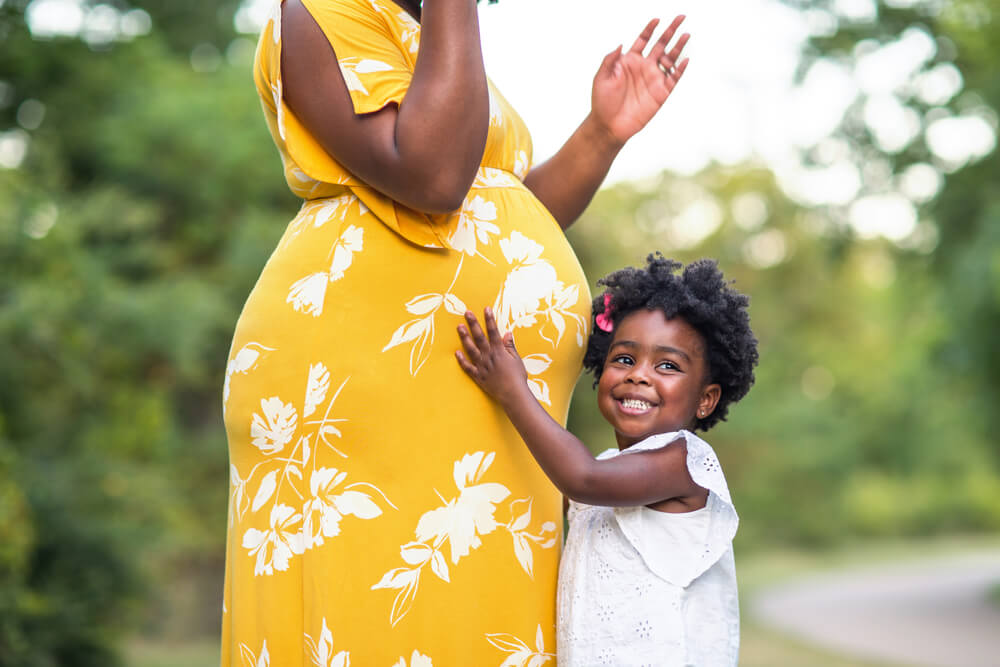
220,0,689,663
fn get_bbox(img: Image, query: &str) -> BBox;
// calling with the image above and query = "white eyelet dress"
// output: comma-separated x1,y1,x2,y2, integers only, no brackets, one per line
557,430,740,666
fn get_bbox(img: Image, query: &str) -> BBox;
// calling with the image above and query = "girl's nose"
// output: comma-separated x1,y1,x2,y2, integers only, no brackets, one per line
625,364,652,384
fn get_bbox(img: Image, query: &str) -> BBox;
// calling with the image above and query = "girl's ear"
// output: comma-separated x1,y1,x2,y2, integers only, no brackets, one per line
697,383,722,420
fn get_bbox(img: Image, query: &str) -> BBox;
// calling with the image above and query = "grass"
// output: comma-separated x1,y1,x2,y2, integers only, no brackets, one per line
125,534,1000,667
989,582,1000,608
125,639,218,667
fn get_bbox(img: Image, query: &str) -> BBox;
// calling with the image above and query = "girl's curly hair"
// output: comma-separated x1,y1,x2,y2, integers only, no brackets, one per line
583,253,758,431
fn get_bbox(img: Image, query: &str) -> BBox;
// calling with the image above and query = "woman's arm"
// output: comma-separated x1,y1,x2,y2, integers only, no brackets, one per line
456,309,704,507
281,0,489,214
524,17,690,230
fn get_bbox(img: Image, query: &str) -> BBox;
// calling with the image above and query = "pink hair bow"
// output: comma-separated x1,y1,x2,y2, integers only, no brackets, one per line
595,293,614,332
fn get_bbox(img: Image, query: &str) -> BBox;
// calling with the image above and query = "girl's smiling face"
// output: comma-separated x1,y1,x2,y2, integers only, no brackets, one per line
597,309,721,449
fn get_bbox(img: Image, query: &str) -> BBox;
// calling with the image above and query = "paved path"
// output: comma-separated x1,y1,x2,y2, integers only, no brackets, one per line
751,550,1000,667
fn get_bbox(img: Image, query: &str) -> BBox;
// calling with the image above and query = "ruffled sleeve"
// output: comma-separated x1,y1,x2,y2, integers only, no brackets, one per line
254,0,452,248
611,430,739,588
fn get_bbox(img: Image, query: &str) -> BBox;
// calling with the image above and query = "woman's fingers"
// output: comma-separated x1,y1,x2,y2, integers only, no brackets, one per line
647,15,685,62
661,32,690,68
628,18,659,54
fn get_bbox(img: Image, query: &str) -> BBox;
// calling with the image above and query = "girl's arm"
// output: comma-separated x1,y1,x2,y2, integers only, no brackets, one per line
281,0,489,214
524,17,690,230
456,309,704,507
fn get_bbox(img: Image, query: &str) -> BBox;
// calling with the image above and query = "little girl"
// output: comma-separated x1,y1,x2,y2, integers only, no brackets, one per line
455,254,758,666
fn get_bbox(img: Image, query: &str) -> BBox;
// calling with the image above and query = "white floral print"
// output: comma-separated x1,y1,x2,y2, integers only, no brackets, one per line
383,257,466,376
287,272,329,317
485,625,554,667
302,467,385,549
304,618,351,667
493,232,559,333
371,452,556,627
448,195,500,257
338,57,393,95
240,639,271,667
251,397,298,455
224,342,275,412
242,503,305,576
303,363,331,418
392,651,433,667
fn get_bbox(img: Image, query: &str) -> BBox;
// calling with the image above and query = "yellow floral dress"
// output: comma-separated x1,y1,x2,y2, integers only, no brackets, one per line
221,0,590,664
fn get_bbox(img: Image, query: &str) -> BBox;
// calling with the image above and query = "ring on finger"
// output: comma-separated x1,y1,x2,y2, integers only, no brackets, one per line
657,60,673,76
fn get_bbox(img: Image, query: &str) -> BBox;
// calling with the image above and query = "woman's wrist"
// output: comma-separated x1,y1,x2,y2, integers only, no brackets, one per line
581,112,627,157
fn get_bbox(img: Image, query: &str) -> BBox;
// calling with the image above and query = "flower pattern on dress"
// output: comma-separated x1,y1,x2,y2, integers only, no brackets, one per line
392,651,433,667
240,639,271,667
242,503,305,576
224,342,276,414
304,618,351,667
485,625,554,667
371,452,557,627
448,195,500,258
228,0,587,657
338,57,393,95
251,397,298,455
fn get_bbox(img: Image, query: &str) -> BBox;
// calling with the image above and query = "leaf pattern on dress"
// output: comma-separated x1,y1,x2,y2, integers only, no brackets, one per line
240,639,271,667
485,625,554,667
488,88,503,128
392,651,434,667
522,354,552,406
287,272,330,317
372,451,556,627
304,618,351,667
513,150,530,181
303,363,331,418
224,342,276,414
338,57,393,95
397,11,420,54
286,223,366,317
383,257,465,376
474,167,521,190
504,498,558,579
282,196,369,249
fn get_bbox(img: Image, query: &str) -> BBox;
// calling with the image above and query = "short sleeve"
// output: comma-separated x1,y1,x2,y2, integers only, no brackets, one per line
301,0,416,116
611,430,739,587
254,0,452,248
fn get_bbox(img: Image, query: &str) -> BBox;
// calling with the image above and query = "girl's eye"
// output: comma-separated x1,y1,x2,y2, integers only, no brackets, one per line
612,354,634,365
657,361,679,371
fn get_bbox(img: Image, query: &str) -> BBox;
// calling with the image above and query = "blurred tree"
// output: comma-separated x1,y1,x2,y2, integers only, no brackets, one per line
778,0,1000,455
0,0,294,661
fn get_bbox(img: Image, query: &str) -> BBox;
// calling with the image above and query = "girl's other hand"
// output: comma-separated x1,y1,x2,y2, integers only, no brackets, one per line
590,16,690,145
456,308,528,406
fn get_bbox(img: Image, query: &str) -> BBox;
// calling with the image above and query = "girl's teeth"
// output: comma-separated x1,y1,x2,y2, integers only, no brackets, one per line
622,399,651,409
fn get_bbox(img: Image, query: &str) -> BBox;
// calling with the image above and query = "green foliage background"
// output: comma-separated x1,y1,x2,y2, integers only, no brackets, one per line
0,0,997,663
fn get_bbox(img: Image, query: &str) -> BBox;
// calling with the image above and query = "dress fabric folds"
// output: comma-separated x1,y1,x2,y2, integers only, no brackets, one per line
220,0,590,664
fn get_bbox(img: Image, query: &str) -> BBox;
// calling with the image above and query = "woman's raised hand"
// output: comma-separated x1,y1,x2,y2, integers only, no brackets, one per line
591,16,690,146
